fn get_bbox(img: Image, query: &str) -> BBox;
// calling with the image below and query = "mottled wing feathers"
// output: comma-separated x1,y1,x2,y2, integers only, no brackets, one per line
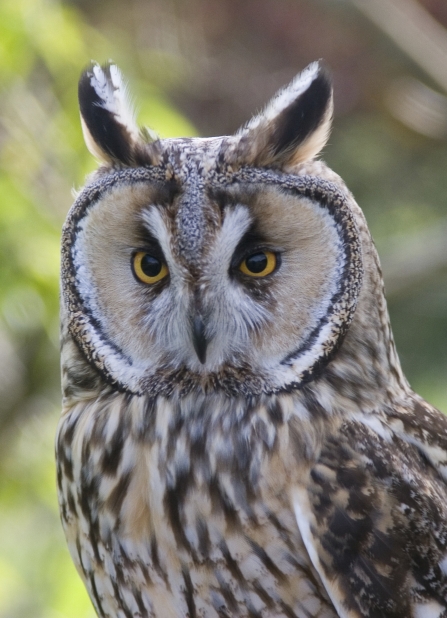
388,398,447,484
294,411,447,618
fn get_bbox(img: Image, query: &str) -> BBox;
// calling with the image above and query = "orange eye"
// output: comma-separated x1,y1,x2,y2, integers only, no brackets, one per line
133,252,169,284
239,251,277,277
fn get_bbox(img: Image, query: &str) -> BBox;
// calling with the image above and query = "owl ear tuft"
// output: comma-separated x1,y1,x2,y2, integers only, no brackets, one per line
78,62,154,165
235,61,333,169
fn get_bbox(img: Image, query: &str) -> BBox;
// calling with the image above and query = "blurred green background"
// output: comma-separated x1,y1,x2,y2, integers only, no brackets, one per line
1,0,447,615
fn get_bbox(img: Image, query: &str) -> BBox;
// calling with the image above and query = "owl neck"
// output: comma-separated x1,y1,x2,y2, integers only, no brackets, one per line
319,222,410,412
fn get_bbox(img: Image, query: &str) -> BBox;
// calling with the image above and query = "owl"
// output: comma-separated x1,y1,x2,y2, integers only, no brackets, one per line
56,61,447,618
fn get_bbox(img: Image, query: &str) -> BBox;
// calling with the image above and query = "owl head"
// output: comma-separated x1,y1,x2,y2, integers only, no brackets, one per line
62,61,367,397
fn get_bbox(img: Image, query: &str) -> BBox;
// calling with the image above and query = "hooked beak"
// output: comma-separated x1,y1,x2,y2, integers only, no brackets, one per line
191,314,209,364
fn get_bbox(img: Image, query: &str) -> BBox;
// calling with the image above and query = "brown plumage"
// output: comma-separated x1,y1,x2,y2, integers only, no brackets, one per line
56,61,447,617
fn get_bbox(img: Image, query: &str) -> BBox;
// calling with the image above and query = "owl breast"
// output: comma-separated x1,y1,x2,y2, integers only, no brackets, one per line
57,389,339,618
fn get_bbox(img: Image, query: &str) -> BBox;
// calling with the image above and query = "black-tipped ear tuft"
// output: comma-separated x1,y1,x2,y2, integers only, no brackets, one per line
78,62,151,165
233,61,333,169
272,65,332,159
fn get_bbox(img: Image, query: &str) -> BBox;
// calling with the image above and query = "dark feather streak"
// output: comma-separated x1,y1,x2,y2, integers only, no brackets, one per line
272,67,332,158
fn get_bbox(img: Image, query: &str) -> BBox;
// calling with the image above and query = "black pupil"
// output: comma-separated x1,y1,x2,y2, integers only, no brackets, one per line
140,254,162,277
245,252,268,273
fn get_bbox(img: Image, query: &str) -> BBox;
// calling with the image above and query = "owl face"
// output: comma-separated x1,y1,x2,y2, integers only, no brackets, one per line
62,62,362,396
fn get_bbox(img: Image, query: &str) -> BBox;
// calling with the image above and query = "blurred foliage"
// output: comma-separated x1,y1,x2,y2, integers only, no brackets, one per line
0,0,447,616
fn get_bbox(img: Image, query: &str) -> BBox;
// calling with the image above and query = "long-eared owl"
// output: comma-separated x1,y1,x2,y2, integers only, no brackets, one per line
56,61,447,617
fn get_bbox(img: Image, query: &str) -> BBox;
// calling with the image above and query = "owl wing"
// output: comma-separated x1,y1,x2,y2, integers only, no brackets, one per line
292,400,447,618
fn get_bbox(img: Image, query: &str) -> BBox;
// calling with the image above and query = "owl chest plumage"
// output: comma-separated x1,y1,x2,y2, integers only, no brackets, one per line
57,389,340,618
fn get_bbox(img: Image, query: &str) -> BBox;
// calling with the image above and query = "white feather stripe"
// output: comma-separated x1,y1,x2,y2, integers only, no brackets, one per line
90,63,140,142
240,62,322,133
413,601,445,618
292,486,356,618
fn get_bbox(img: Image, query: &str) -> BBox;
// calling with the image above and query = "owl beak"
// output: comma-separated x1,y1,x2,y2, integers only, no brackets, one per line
191,314,208,364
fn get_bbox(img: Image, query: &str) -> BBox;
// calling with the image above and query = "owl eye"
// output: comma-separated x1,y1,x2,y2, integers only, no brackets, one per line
239,251,277,277
132,251,169,284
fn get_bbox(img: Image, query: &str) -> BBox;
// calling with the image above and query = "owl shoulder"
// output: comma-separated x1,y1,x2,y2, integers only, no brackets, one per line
292,400,447,617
